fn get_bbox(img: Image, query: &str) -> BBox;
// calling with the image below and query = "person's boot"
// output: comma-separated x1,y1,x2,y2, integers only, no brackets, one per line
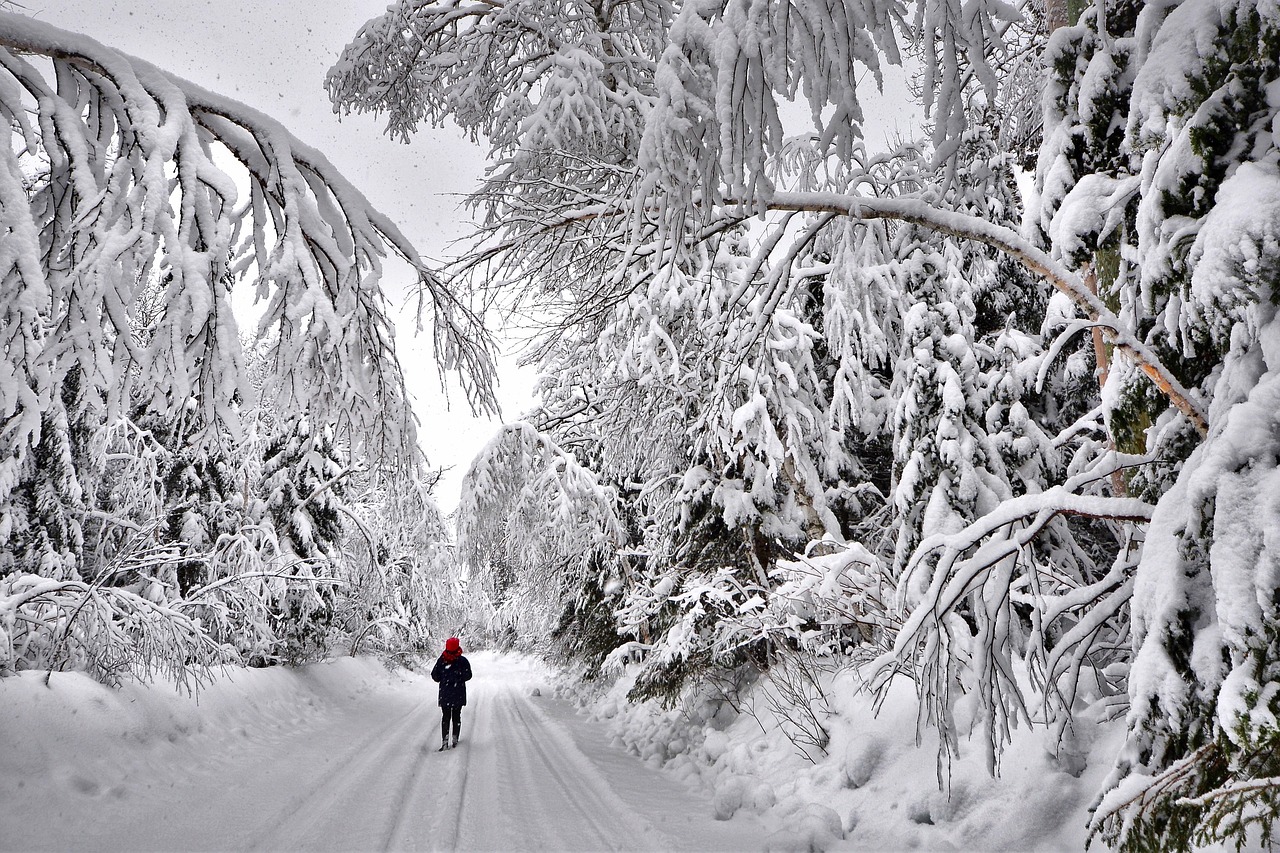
451,733,459,748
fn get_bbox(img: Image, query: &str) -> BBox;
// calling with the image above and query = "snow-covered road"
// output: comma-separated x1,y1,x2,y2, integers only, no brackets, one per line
1,652,765,852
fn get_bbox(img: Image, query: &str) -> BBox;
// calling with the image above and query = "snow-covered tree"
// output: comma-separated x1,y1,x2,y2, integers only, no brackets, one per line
1047,2,1280,848
254,416,343,663
333,1,1280,848
457,422,624,643
334,472,464,656
0,12,491,681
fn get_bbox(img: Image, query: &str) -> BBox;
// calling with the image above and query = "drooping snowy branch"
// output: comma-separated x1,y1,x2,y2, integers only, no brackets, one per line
871,481,1150,766
0,11,495,498
760,190,1209,435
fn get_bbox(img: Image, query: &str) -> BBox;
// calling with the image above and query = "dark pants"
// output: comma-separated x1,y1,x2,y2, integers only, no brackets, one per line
441,705,461,742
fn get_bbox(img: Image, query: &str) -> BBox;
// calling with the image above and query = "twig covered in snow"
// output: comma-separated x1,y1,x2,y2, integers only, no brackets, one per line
0,574,234,688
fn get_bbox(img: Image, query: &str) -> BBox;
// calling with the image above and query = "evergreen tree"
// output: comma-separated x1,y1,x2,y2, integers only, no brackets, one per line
1053,2,1280,847
258,415,345,663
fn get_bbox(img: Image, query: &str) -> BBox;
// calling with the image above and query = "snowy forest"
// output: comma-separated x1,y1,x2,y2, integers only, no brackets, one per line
1,0,1279,850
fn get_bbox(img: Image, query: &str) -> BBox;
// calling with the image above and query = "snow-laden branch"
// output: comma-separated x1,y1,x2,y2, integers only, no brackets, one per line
0,11,495,499
891,485,1152,647
0,574,235,686
761,190,1209,436
873,484,1152,764
431,174,1208,440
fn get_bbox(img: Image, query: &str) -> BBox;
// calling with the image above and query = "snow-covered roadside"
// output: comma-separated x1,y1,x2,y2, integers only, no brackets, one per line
563,662,1129,851
0,657,413,850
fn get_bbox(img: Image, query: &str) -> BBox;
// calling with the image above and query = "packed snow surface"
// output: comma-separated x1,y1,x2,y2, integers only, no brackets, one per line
0,652,764,852
0,648,1156,851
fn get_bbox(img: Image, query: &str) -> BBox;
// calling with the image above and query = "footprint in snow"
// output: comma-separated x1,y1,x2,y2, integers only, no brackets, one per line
69,776,100,796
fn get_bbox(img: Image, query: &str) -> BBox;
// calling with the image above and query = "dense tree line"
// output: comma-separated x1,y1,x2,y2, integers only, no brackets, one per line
1,1,1276,849
330,1,1280,848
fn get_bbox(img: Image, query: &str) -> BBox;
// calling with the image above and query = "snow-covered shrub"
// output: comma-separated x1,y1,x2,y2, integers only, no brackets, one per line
0,575,233,688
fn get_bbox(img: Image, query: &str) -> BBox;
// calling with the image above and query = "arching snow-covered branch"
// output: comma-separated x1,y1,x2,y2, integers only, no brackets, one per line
760,190,1209,436
875,484,1152,766
0,11,495,504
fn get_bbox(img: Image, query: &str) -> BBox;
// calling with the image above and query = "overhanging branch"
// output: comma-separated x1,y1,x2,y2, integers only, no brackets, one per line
762,190,1210,436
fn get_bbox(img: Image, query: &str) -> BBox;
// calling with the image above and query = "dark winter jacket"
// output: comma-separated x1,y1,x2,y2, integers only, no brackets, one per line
431,654,472,707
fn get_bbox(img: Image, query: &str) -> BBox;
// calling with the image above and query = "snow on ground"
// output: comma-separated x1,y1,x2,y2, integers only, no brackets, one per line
0,651,765,852
0,646,1145,852
570,663,1132,852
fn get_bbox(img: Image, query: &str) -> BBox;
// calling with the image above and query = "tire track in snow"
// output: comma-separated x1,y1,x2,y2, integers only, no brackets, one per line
504,694,635,847
444,738,474,850
248,670,653,852
427,683,501,851
382,715,472,851
378,737,438,851
246,697,430,852
448,679,673,852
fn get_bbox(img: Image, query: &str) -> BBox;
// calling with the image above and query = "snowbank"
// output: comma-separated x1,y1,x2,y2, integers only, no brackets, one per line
573,662,1128,851
0,657,417,851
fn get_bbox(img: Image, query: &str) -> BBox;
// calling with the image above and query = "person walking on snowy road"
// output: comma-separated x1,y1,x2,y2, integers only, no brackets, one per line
431,637,472,750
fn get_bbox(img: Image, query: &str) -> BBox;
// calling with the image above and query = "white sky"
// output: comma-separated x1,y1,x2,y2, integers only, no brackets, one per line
27,0,532,511
25,1,919,511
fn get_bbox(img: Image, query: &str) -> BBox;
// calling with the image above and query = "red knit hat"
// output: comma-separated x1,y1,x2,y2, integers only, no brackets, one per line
445,637,461,653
